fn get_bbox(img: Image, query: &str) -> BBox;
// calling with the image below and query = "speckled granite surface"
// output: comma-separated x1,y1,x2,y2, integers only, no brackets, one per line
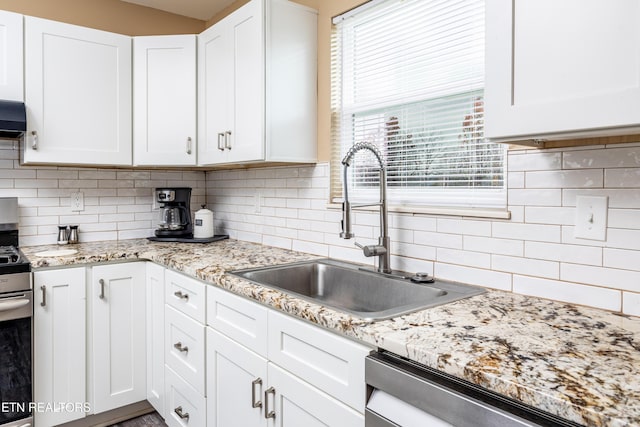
23,239,640,427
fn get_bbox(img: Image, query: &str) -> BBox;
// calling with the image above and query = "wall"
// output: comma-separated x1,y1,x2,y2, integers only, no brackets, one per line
0,144,206,246
206,143,640,316
0,0,205,35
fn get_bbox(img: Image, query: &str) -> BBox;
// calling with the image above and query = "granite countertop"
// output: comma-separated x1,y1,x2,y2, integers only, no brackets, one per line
22,239,640,427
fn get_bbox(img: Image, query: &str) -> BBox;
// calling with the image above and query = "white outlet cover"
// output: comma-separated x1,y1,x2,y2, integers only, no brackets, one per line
71,191,84,212
574,195,608,241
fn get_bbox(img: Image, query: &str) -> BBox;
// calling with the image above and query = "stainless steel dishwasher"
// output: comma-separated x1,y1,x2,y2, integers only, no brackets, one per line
365,351,582,427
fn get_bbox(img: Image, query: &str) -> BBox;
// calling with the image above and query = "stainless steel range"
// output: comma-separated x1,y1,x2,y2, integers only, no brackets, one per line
0,197,33,427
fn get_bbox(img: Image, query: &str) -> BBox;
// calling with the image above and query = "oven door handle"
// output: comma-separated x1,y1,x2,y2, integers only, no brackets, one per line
0,297,30,312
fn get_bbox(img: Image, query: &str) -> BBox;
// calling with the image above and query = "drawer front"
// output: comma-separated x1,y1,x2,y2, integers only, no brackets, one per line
165,366,206,427
206,285,268,357
165,306,205,395
268,310,372,413
165,269,206,323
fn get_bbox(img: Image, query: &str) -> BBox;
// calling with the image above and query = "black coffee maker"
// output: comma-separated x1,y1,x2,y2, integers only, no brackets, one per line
154,187,193,239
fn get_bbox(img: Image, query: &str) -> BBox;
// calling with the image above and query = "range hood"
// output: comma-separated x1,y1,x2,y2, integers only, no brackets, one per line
0,100,26,139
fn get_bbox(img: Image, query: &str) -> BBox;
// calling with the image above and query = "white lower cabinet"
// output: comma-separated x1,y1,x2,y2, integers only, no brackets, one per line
34,267,87,427
206,284,369,427
91,262,147,414
165,366,207,427
147,262,166,417
164,269,207,426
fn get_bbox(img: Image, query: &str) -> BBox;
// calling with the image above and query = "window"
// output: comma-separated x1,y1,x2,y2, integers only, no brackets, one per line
330,0,506,210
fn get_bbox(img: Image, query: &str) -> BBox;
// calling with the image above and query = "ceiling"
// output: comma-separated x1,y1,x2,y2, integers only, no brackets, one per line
120,0,237,20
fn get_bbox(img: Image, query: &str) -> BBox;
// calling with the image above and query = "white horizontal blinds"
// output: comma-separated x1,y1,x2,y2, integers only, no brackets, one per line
331,0,506,208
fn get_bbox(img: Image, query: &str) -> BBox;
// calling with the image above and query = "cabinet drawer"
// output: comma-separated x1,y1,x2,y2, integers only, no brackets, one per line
165,366,206,427
206,285,268,357
165,269,206,323
165,306,205,395
268,310,372,413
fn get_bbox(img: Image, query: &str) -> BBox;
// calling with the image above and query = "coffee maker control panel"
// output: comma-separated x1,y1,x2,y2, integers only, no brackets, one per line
156,189,176,202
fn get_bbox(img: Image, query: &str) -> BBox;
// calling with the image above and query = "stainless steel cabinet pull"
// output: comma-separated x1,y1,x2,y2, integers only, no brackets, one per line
99,279,105,299
264,386,276,419
217,132,225,151
174,342,189,353
174,290,189,301
251,378,263,408
40,285,46,307
31,131,38,150
186,137,192,154
224,130,232,150
174,406,189,420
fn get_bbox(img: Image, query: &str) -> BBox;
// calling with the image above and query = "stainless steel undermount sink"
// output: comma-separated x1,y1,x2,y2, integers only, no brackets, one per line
229,259,485,321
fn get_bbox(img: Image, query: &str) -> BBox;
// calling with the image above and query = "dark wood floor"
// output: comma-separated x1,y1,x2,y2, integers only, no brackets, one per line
108,412,167,427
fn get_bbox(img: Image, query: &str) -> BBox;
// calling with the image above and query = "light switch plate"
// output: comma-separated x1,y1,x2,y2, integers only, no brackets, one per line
574,195,608,241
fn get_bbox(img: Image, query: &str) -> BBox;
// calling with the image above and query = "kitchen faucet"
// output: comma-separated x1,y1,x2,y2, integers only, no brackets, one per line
340,142,391,274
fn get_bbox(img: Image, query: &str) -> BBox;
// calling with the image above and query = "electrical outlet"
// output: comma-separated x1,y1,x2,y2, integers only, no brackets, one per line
574,195,608,241
254,192,262,214
71,192,84,212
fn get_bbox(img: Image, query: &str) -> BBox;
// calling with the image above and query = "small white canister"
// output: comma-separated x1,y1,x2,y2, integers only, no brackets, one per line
194,205,214,239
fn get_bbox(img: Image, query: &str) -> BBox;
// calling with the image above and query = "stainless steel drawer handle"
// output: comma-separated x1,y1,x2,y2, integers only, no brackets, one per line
186,137,192,154
174,406,189,420
251,378,263,408
99,279,105,299
217,132,225,151
264,386,276,419
174,290,189,301
40,285,46,307
174,342,189,353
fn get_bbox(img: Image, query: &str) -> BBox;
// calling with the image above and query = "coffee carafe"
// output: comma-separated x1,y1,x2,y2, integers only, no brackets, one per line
154,188,193,239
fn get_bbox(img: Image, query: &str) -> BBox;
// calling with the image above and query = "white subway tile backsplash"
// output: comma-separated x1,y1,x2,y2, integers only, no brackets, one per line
563,146,640,169
525,241,602,265
435,263,512,291
508,151,562,171
437,218,491,237
622,292,640,316
525,169,603,188
608,209,640,229
563,189,640,208
463,235,523,256
513,275,620,311
603,248,640,271
524,207,575,225
560,263,640,292
436,248,490,269
604,168,640,188
508,189,562,207
492,254,559,279
492,222,561,243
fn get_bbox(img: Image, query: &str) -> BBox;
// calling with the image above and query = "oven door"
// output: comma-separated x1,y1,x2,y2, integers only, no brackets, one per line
0,290,33,427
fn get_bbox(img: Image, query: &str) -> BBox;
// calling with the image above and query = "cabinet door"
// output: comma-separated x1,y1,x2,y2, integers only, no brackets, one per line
133,35,196,166
24,17,132,165
207,327,267,427
198,0,264,165
0,10,23,101
34,267,86,427
226,0,264,164
485,0,640,141
146,262,165,417
91,262,146,414
197,17,232,165
267,364,364,427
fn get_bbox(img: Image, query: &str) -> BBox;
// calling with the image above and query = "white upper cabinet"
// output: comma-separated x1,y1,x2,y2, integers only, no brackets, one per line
23,17,132,165
0,11,23,101
133,35,197,166
485,0,640,142
198,0,317,166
